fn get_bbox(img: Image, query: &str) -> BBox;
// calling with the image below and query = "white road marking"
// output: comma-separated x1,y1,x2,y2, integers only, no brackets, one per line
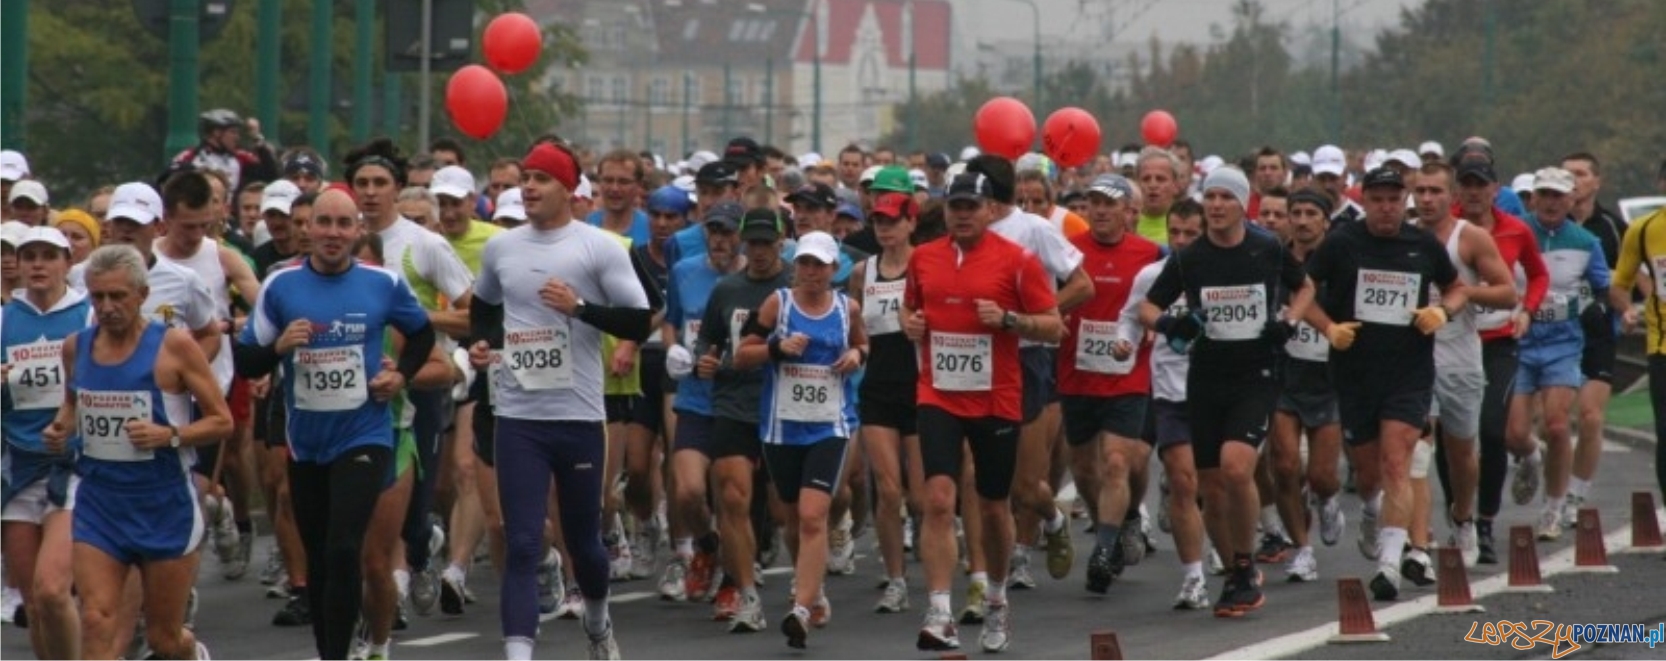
400,632,479,647
1206,507,1665,660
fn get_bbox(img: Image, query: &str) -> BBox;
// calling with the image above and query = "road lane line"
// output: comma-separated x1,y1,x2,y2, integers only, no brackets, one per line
1206,507,1664,660
400,632,479,647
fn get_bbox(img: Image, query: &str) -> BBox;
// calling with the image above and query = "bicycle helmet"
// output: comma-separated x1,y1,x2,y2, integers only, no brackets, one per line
200,108,242,132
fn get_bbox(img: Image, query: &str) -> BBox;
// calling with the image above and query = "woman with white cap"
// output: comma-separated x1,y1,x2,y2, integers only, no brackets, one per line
733,230,867,650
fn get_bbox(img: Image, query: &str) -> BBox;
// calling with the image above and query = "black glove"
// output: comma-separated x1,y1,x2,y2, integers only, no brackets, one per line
1261,319,1297,344
1155,311,1203,342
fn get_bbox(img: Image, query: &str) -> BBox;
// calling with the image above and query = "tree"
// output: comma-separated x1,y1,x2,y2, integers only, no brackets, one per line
21,0,587,202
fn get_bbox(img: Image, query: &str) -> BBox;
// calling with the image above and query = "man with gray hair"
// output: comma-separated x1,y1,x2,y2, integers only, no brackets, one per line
1135,148,1185,243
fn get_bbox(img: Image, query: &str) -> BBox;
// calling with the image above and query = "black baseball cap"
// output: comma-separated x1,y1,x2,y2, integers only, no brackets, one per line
723,137,763,166
926,152,951,169
739,207,784,242
283,153,325,178
1456,160,1498,184
945,173,994,203
787,183,836,209
696,160,739,186
1360,166,1405,190
703,201,745,231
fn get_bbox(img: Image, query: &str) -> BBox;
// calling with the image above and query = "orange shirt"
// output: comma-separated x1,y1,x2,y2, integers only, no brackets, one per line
906,231,1057,421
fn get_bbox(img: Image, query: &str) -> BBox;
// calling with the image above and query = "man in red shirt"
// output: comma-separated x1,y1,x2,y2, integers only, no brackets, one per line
1056,174,1163,594
903,173,1062,654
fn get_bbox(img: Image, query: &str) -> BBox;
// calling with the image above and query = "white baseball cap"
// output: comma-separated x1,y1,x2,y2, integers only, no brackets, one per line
908,168,929,190
261,179,302,215
799,152,823,168
1197,155,1225,175
8,180,48,206
1312,145,1346,177
860,165,882,186
794,231,840,265
1418,140,1444,158
107,182,164,225
959,146,981,162
1387,149,1420,170
573,175,594,201
17,226,70,250
493,187,526,222
1363,149,1388,173
1510,173,1536,194
1290,150,1312,167
0,220,29,247
0,150,28,182
1533,167,1575,194
431,165,476,200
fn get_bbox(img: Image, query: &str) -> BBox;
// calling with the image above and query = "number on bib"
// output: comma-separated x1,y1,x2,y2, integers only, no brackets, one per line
294,346,369,411
1200,285,1266,340
6,339,66,410
1355,269,1420,324
774,364,842,422
1074,319,1133,374
929,332,993,391
77,390,154,462
504,326,573,391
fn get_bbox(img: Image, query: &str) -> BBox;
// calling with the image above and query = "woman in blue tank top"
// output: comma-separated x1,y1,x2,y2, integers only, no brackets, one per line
43,244,233,661
734,231,868,649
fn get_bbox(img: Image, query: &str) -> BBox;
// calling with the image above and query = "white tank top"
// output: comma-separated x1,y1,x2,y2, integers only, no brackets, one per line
1047,205,1070,234
155,237,234,388
1433,220,1482,371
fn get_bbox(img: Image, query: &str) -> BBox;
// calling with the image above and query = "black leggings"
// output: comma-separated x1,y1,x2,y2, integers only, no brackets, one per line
402,388,448,571
1651,356,1666,499
1437,339,1516,520
290,445,393,660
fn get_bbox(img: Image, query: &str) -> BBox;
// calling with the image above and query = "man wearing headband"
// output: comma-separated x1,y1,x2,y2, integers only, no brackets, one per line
469,141,652,660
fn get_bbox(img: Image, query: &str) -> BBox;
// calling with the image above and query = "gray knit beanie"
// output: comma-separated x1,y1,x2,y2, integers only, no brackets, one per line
1202,166,1251,211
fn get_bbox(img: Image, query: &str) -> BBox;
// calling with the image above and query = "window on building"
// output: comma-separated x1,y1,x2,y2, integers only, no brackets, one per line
611,76,629,104
684,72,702,107
648,77,671,107
586,75,605,102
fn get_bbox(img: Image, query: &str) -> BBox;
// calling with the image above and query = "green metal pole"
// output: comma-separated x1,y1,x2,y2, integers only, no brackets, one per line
164,0,202,161
1,0,29,150
1028,0,1041,111
722,61,732,140
352,0,373,143
383,74,403,136
256,0,280,137
308,0,332,154
763,58,774,146
1330,0,1340,143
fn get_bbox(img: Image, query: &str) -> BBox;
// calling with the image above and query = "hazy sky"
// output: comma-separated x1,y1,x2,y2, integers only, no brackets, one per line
964,0,1425,49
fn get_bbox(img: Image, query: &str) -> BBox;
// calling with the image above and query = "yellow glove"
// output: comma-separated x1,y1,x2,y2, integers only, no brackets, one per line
1413,306,1448,335
1325,321,1361,350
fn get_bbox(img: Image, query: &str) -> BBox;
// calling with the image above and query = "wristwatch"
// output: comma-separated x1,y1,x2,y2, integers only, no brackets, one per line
1001,310,1019,330
573,298,588,318
168,426,182,449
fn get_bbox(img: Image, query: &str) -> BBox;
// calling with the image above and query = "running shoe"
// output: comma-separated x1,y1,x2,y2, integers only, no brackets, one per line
1121,516,1148,567
1401,548,1434,587
686,550,716,601
808,593,831,628
958,580,987,625
1370,563,1402,601
1511,452,1542,506
1255,532,1294,564
537,550,564,614
1206,545,1226,576
1212,572,1244,618
587,624,622,660
979,600,1011,653
1358,506,1381,561
1,586,19,625
1007,551,1038,590
1451,519,1480,568
827,516,856,575
630,521,659,580
606,532,635,582
555,587,585,620
1562,493,1585,529
781,608,809,649
658,556,688,602
1285,546,1318,583
439,565,468,615
1043,508,1075,579
1085,544,1116,594
272,590,311,627
1173,574,1210,610
207,495,240,567
875,580,909,613
711,585,740,621
258,548,286,586
410,564,439,616
1318,496,1345,547
1536,506,1563,541
728,591,766,633
223,534,253,581
1477,521,1498,565
916,606,960,651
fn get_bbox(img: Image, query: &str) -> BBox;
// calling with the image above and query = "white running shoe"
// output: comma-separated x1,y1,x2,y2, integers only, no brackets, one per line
1536,506,1563,541
1358,506,1381,561
1511,452,1542,506
1173,573,1210,610
1318,496,1345,547
1452,519,1480,568
1284,547,1319,582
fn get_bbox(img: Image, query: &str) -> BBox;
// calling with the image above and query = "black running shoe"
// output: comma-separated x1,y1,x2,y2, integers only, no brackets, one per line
1085,545,1115,594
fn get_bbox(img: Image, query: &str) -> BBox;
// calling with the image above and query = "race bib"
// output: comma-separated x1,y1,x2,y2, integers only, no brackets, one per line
78,390,153,462
1653,256,1666,299
1355,269,1420,325
504,326,573,391
681,320,703,352
1074,319,1134,375
294,345,368,411
728,309,751,354
929,332,993,392
863,280,906,336
1200,284,1266,340
1532,292,1577,323
773,364,842,423
1284,320,1329,362
6,339,66,410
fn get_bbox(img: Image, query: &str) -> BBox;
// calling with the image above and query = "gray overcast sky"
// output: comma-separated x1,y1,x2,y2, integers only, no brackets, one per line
965,0,1425,48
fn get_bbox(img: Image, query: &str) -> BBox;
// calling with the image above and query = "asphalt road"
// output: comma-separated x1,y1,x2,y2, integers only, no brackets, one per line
3,434,1661,660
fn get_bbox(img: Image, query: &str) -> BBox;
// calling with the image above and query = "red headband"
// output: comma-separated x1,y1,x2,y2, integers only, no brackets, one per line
522,143,580,192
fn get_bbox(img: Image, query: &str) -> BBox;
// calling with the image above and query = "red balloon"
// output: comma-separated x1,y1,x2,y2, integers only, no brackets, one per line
445,65,508,140
973,97,1036,160
483,13,542,75
1141,110,1179,147
1041,107,1102,169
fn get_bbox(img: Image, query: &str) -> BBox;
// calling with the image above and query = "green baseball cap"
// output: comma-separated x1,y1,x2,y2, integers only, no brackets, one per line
869,166,913,194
